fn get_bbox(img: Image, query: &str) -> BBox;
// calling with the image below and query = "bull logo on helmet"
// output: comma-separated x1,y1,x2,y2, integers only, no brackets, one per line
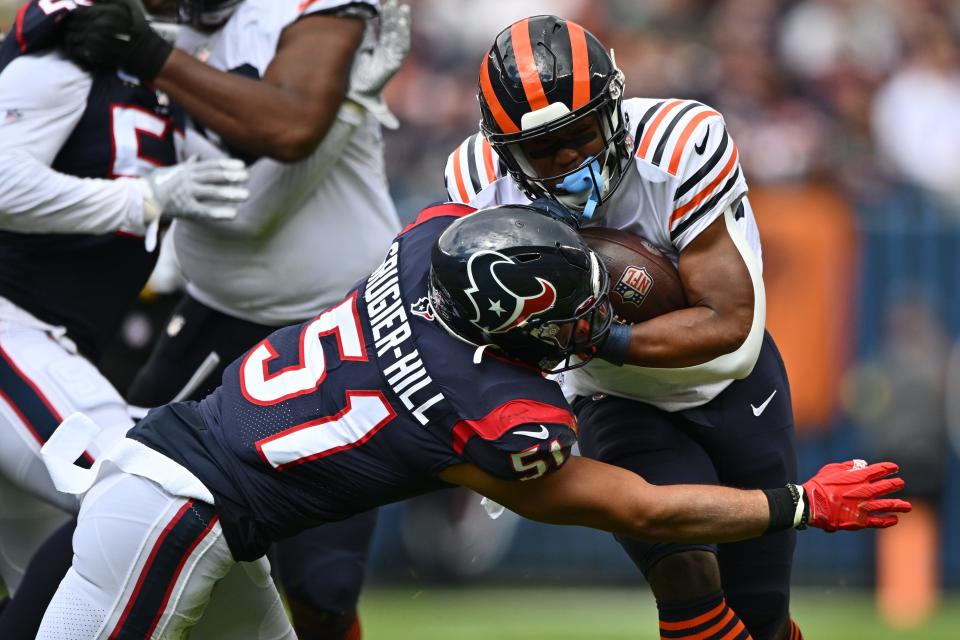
464,251,557,333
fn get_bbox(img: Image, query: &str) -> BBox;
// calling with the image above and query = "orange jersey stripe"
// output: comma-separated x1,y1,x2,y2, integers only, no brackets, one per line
658,601,727,631
567,21,590,109
480,137,497,183
480,58,519,134
667,109,720,175
636,99,684,158
669,143,739,225
451,145,470,203
511,19,549,111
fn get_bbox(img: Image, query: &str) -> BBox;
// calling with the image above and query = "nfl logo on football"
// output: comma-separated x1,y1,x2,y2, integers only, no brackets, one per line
614,266,654,307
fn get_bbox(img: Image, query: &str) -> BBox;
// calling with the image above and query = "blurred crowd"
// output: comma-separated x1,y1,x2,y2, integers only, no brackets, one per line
381,0,960,215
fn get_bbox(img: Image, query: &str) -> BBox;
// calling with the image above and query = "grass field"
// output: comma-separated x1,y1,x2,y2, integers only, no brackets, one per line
358,586,960,639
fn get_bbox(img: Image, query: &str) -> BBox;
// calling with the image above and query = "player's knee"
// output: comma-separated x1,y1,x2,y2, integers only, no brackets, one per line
646,550,722,602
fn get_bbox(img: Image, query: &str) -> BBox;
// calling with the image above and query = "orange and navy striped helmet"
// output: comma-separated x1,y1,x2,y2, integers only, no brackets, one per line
478,16,629,211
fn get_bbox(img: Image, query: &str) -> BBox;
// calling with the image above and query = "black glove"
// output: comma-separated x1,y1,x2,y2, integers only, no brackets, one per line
61,0,173,80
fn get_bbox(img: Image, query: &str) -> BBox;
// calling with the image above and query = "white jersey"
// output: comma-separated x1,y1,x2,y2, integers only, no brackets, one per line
172,0,401,325
444,98,763,410
0,52,152,236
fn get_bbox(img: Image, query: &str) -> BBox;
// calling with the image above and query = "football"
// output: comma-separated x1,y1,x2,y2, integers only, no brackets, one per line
580,227,688,324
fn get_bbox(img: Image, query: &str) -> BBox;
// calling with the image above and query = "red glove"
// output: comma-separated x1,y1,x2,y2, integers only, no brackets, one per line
801,460,912,532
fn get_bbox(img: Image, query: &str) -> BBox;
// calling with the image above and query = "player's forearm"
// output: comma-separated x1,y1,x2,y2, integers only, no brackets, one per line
155,51,345,163
622,304,752,368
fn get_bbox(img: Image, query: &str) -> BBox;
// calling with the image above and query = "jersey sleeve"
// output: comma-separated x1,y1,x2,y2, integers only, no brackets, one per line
634,100,748,252
452,399,578,481
0,52,148,235
443,132,505,204
292,0,377,21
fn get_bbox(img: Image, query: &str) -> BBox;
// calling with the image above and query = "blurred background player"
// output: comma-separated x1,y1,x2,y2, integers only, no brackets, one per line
445,15,802,640
0,0,247,635
60,0,409,637
34,202,909,639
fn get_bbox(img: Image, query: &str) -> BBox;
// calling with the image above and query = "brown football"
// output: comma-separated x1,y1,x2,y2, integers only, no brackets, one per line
580,227,688,324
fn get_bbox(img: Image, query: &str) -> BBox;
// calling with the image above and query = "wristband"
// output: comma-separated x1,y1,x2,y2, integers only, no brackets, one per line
596,322,631,366
763,486,795,533
791,484,809,530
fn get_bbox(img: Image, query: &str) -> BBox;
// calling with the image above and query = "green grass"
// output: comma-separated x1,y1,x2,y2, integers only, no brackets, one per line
359,586,960,639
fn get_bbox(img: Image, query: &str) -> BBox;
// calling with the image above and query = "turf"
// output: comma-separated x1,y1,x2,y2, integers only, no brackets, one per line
359,586,960,639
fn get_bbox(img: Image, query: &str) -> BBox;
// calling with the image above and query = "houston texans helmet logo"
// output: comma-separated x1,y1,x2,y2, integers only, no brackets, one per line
464,251,558,333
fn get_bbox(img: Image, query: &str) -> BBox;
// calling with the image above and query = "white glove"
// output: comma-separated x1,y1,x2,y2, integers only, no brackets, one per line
140,157,249,224
348,0,411,129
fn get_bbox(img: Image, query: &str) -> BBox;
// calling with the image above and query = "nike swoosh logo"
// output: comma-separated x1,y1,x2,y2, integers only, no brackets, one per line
694,128,709,155
514,425,550,439
751,390,777,417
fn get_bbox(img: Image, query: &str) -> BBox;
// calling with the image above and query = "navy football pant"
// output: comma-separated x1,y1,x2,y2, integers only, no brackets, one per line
576,332,797,639
127,293,376,618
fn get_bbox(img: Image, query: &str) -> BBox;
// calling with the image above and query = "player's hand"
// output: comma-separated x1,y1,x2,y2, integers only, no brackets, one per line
141,158,249,223
801,459,912,532
348,0,411,128
61,0,172,80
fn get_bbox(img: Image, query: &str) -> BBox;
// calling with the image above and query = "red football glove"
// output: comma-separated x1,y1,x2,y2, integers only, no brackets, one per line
801,460,912,532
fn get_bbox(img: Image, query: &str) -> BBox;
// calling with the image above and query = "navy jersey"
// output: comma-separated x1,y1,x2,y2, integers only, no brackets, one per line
0,0,184,360
131,204,578,560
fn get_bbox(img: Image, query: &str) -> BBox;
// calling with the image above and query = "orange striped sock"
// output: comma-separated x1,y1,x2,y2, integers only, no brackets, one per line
657,591,752,640
787,619,803,640
343,615,362,640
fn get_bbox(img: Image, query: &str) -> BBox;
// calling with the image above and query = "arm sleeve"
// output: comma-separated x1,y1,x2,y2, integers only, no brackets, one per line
0,53,149,235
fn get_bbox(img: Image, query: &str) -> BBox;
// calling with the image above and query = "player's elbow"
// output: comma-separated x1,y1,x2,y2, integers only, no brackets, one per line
267,125,324,163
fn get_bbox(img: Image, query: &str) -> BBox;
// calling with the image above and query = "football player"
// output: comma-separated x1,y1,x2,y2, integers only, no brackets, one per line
58,0,409,637
0,0,246,634
35,202,908,639
442,15,816,640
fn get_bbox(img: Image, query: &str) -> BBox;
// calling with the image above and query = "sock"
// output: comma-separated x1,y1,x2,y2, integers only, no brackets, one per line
658,591,752,640
344,614,362,640
787,619,803,640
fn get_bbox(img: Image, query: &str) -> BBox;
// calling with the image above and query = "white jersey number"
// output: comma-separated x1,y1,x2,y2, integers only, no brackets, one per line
240,294,397,470
110,105,170,178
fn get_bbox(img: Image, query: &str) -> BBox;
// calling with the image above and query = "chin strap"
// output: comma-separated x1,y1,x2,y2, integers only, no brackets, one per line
556,157,604,221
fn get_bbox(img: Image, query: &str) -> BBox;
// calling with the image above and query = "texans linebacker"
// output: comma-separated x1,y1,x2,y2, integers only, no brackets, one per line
56,0,409,636
443,15,810,640
0,0,246,633
35,202,908,639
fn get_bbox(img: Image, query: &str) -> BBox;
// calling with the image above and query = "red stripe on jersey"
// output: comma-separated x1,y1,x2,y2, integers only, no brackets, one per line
451,144,470,203
636,99,684,159
400,203,476,235
511,19,549,111
669,143,739,226
451,400,575,454
480,57,519,134
15,1,29,53
480,137,497,184
567,21,590,109
667,109,719,176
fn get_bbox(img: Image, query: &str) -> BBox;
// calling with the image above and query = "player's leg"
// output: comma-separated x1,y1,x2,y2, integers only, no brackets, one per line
689,332,799,640
0,320,134,594
576,396,753,640
273,510,378,640
35,468,288,639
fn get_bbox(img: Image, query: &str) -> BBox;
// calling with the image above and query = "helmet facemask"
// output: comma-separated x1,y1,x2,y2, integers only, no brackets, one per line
177,0,241,28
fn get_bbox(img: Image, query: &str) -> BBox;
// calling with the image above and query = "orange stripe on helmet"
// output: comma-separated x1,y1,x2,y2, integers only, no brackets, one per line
479,56,520,134
511,19,549,112
667,109,719,175
480,137,497,183
451,145,470,203
566,21,590,109
637,99,684,159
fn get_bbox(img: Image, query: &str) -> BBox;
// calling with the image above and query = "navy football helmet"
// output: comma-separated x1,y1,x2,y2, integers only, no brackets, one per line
177,0,241,27
429,205,611,372
478,16,630,218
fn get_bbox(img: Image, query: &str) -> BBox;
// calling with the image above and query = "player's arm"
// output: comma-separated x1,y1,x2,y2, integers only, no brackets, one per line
440,456,911,542
615,203,761,374
154,14,363,163
0,52,149,235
